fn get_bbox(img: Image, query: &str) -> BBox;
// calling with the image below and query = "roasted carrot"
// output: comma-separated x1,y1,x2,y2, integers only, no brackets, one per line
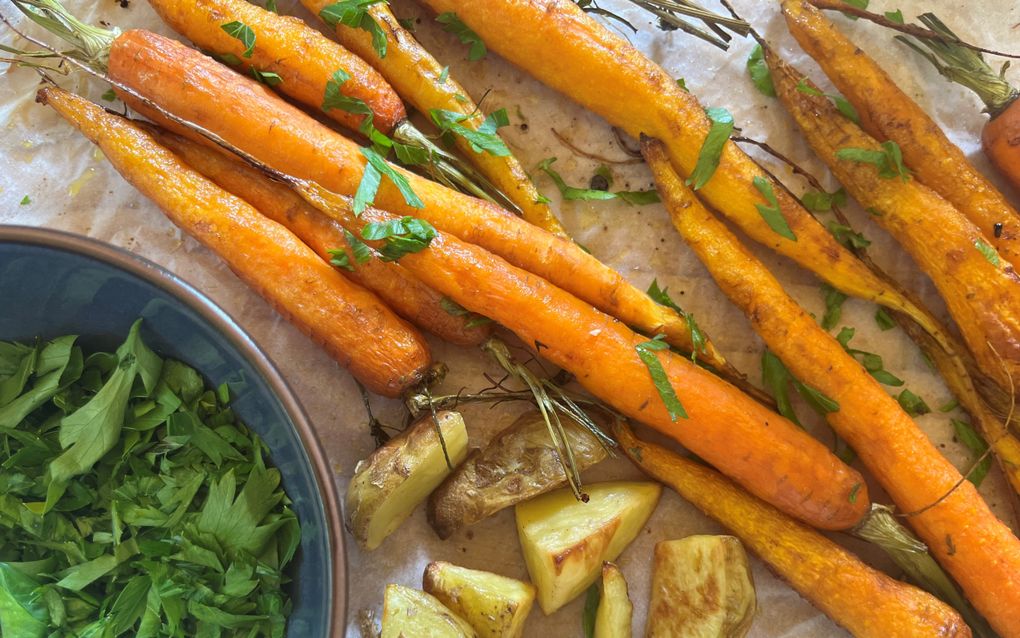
144,124,492,347
289,178,868,531
765,47,1020,396
413,0,952,346
781,0,1020,267
39,86,430,398
299,0,570,238
613,422,971,638
643,136,1020,636
85,29,736,377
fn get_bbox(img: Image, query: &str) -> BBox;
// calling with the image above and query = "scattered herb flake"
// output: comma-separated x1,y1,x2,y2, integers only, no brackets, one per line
582,581,600,638
836,141,911,181
896,389,931,417
951,418,992,487
841,0,869,20
874,307,896,331
635,335,687,421
687,107,734,190
796,79,860,123
250,67,282,86
752,176,797,241
431,108,510,156
615,189,661,206
537,158,617,202
885,9,904,23
828,221,871,250
849,482,862,503
746,44,776,97
266,0,278,12
220,20,256,58
100,88,117,102
19,195,31,206
436,12,486,61
437,65,450,84
647,279,705,362
801,187,846,213
836,326,904,386
320,0,388,58
820,283,848,331
361,215,437,261
355,146,423,214
676,77,688,91
938,398,959,413
975,239,1000,267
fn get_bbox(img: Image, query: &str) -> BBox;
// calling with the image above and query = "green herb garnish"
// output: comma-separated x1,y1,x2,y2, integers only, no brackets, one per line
250,67,282,86
885,9,904,23
746,44,775,97
537,158,658,206
849,482,863,503
820,283,848,331
836,326,904,386
897,389,931,417
875,308,896,331
687,107,734,190
841,0,868,20
752,176,797,241
761,350,839,427
430,108,510,156
975,239,1001,267
320,0,388,58
582,581,600,638
19,195,31,206
635,335,687,421
221,20,256,58
836,141,912,181
329,230,373,271
436,12,486,61
801,187,847,213
828,222,872,250
361,216,437,261
796,79,860,123
951,418,992,487
100,88,117,102
647,279,705,363
438,297,492,328
354,147,423,214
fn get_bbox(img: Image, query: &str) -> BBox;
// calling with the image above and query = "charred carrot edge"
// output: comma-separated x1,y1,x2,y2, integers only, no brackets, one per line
642,136,1020,636
106,29,738,382
291,177,868,531
613,422,971,638
38,86,430,398
147,0,405,135
300,0,570,238
412,0,953,344
143,124,492,347
780,0,1020,267
765,45,1020,397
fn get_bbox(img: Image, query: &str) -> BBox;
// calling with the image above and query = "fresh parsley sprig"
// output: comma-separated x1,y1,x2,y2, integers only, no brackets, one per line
361,216,437,261
436,12,487,61
746,44,776,97
836,141,911,181
221,20,256,58
647,279,706,363
537,158,660,205
431,108,511,156
761,350,839,427
796,79,860,123
752,176,797,241
320,0,388,58
635,335,687,421
836,326,904,386
354,147,424,214
687,107,734,190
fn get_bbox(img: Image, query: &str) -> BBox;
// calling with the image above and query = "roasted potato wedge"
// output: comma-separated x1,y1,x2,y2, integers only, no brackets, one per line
422,561,536,637
381,583,477,638
595,562,632,638
647,535,756,637
347,411,469,550
428,410,608,539
516,481,661,614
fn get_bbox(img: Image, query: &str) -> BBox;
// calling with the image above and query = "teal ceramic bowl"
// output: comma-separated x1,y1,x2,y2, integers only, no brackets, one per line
0,225,346,637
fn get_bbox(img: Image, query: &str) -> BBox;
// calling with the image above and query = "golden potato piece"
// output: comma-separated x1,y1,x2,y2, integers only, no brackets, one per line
428,410,608,539
595,562,632,638
647,535,756,637
516,481,661,614
347,411,469,550
423,561,536,637
381,584,477,638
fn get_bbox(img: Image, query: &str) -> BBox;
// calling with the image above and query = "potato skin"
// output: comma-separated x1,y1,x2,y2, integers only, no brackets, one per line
428,410,608,539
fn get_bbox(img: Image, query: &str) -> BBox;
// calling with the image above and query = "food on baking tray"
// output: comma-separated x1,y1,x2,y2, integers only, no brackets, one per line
427,409,609,540
422,561,536,638
646,536,756,638
346,411,468,551
381,583,477,638
515,481,660,614
616,422,971,638
0,322,299,636
594,562,633,638
37,85,431,398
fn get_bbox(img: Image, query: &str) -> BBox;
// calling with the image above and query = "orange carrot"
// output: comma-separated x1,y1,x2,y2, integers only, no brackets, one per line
300,0,570,238
615,423,971,638
643,136,1020,636
146,125,492,347
38,86,430,398
100,28,732,375
290,178,869,531
781,0,1020,267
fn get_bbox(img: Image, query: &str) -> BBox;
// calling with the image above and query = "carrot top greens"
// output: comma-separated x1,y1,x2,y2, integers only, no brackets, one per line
0,320,299,637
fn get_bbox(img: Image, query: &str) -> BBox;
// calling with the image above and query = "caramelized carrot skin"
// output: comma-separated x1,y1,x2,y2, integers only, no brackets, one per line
300,0,569,238
416,0,915,314
643,138,1020,637
983,97,1020,193
615,425,971,638
297,186,869,531
147,0,405,134
767,49,1020,394
39,87,429,398
147,126,491,347
781,0,1020,267
108,29,714,364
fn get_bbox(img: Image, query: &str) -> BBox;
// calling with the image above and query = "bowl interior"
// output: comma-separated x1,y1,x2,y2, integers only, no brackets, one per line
0,227,342,636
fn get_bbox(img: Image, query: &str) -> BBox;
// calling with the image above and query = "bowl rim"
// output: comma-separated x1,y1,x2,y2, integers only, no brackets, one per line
0,224,348,636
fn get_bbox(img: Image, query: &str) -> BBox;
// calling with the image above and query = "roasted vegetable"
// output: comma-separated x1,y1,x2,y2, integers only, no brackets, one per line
428,410,609,539
381,584,477,638
594,562,632,638
646,536,755,638
422,561,535,638
615,422,971,638
347,411,469,550
515,481,661,614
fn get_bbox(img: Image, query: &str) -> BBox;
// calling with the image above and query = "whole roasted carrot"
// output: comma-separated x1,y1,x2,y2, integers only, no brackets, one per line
38,86,430,398
614,422,971,638
145,125,492,347
299,0,570,238
766,47,1020,396
87,29,732,375
413,0,947,343
781,0,1020,267
290,178,868,531
643,136,1020,636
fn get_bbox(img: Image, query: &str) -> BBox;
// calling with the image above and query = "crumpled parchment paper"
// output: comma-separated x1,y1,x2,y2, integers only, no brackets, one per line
2,0,1018,635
